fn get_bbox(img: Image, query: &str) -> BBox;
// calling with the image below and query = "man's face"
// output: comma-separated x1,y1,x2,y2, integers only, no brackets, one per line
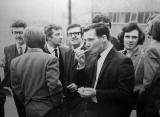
49,29,63,47
84,29,103,54
124,29,139,51
67,27,82,46
12,27,25,45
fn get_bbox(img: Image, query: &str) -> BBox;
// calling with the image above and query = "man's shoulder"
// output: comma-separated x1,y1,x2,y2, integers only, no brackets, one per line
4,44,16,51
41,52,58,61
113,50,131,62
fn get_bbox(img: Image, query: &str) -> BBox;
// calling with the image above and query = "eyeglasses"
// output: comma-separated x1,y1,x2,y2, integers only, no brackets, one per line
13,31,23,34
67,32,81,37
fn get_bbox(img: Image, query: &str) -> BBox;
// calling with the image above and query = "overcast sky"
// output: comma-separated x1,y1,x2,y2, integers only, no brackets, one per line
0,0,92,27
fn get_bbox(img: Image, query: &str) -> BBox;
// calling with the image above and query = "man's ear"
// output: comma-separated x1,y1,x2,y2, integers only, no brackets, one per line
102,35,108,42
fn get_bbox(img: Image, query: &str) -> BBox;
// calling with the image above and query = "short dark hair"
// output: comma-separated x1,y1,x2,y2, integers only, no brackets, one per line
23,27,46,49
92,14,112,28
11,20,27,28
118,22,145,49
84,23,110,39
148,18,160,41
44,24,62,40
67,24,83,35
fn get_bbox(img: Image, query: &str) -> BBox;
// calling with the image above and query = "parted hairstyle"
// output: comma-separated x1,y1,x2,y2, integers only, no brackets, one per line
148,17,160,41
67,24,84,36
92,14,112,29
11,20,27,28
84,23,110,39
118,22,145,49
44,24,62,41
23,27,46,49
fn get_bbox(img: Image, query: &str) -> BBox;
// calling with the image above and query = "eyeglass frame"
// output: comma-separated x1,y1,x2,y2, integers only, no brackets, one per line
67,32,82,37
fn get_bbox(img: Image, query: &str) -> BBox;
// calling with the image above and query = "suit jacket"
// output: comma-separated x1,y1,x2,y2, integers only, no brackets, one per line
3,44,27,87
43,45,69,87
81,48,135,117
121,45,144,89
142,40,160,87
10,48,62,117
137,41,160,117
64,48,86,110
110,36,121,51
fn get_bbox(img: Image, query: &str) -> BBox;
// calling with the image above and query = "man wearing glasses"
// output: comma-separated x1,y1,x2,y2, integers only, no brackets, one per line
2,20,27,117
64,24,86,117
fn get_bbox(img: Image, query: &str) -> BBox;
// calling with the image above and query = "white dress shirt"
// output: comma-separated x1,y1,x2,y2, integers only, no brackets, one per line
92,42,113,103
16,44,26,54
46,43,59,58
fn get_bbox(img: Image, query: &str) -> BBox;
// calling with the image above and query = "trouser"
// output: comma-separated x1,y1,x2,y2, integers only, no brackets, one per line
13,93,26,117
0,95,5,117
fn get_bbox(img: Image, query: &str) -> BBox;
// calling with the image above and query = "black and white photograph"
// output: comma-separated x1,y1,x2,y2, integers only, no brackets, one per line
0,0,160,117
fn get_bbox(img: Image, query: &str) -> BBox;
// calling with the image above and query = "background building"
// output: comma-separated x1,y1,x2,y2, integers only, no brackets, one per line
92,0,160,36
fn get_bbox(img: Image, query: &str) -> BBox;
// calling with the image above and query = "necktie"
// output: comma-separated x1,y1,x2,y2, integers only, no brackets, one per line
54,48,58,58
19,47,23,55
91,54,101,88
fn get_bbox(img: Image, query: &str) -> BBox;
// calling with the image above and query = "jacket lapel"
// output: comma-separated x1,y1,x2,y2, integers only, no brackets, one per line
59,47,64,59
13,44,19,57
24,46,28,53
43,44,50,54
97,48,115,82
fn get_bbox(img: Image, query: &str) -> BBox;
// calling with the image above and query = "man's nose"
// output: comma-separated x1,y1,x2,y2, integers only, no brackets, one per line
16,33,21,37
59,35,63,40
85,41,90,48
71,34,76,38
128,37,133,41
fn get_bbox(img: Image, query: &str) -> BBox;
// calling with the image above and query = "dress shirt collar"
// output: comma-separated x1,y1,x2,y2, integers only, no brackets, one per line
16,43,26,53
100,42,113,60
46,43,59,52
27,48,43,53
46,43,59,58
46,43,54,53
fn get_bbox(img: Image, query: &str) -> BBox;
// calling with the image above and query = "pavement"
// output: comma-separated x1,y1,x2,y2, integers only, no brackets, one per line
4,96,137,117
4,96,18,117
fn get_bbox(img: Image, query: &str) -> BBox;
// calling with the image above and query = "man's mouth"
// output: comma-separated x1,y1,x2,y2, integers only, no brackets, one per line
127,43,134,46
16,38,23,41
72,37,78,41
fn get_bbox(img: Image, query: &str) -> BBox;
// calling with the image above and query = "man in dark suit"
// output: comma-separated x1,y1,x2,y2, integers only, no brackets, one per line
44,24,69,88
10,27,62,117
64,24,86,117
43,24,69,117
77,23,135,117
2,20,27,117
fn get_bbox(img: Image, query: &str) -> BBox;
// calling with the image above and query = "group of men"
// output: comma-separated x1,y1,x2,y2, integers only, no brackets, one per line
0,14,145,117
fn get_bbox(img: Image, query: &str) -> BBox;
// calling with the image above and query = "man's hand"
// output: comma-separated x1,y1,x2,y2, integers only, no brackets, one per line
75,49,86,69
3,87,12,97
67,83,78,92
139,85,146,94
78,87,96,98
